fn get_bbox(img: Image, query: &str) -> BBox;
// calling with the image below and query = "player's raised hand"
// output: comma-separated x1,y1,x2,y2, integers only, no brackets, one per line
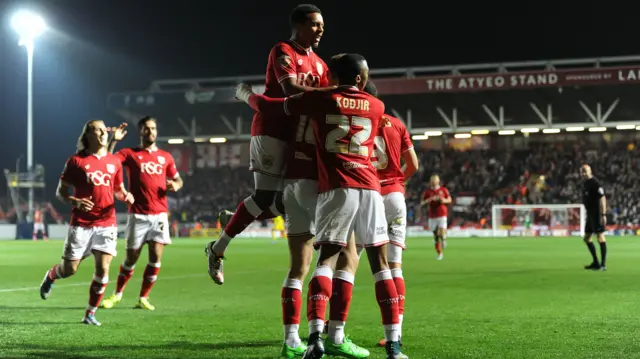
73,196,94,212
235,83,254,103
109,123,128,141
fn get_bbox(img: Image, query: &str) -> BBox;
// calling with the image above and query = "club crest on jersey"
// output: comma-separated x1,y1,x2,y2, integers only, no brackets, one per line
297,59,303,66
278,55,292,69
106,164,116,174
85,165,90,169
157,156,165,164
316,62,323,75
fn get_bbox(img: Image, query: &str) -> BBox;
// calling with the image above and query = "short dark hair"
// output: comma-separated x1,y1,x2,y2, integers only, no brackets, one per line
290,4,321,27
363,81,378,97
328,53,367,84
138,116,155,129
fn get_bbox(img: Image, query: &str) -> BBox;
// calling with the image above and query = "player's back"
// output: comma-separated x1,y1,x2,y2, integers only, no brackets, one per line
310,86,385,193
374,115,413,195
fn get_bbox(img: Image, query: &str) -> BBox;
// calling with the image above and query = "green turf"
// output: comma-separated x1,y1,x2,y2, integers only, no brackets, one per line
1,236,639,358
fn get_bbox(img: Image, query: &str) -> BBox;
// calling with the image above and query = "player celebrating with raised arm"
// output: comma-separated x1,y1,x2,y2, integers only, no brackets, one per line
206,4,334,286
100,117,183,310
366,82,419,348
39,120,134,326
236,53,407,359
422,175,451,260
580,164,608,271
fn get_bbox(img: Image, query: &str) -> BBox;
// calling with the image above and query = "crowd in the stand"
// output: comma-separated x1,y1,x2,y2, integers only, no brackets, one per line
167,139,640,228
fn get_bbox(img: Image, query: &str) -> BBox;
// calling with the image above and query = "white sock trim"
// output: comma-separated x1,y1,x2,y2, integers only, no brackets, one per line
92,275,108,284
391,268,403,279
148,262,161,268
313,265,334,279
374,269,392,282
333,270,355,284
283,277,303,291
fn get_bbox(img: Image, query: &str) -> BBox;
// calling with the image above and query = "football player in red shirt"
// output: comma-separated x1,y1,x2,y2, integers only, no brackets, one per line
100,117,183,311
39,120,134,326
236,53,407,359
421,175,451,260
206,4,334,288
32,206,48,241
365,82,419,347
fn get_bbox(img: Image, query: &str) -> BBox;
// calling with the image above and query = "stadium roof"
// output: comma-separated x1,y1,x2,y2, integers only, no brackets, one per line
108,55,640,142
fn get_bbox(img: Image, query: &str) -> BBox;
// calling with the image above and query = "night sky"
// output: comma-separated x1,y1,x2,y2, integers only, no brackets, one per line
0,0,636,195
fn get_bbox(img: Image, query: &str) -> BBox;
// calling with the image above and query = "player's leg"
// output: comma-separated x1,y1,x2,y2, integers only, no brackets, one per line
280,180,316,357
207,137,287,284
102,214,147,308
136,213,171,309
39,226,88,299
32,223,38,241
325,237,370,358
596,230,607,271
583,217,600,269
357,190,405,359
83,226,118,326
379,192,407,347
429,218,443,259
303,189,356,359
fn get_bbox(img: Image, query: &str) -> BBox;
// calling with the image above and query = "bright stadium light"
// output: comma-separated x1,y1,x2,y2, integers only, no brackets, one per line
566,127,585,132
11,11,46,44
454,133,471,139
10,10,46,222
542,128,561,134
168,138,185,144
411,135,429,140
471,129,490,135
521,128,540,133
616,124,636,130
209,137,227,143
498,130,516,135
424,131,442,136
588,127,607,132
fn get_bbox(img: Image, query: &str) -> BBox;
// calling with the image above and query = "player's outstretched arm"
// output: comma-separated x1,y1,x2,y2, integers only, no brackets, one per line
167,175,183,192
236,83,302,117
107,123,128,154
401,148,419,179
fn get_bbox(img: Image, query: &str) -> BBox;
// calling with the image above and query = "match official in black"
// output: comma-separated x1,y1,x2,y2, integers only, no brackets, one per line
580,164,607,271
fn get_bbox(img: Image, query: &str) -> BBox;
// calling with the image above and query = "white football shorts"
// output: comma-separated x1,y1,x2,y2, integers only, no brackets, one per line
249,135,286,191
283,179,318,237
383,191,407,264
315,188,389,248
125,213,171,250
428,216,448,231
62,226,118,260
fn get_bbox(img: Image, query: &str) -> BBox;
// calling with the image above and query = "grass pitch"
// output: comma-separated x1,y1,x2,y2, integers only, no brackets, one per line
1,236,640,358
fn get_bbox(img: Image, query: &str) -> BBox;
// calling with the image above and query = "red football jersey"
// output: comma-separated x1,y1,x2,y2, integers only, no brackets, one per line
283,86,386,193
422,186,450,218
284,115,318,180
34,209,43,224
252,40,329,141
373,115,414,195
60,152,123,227
115,147,178,215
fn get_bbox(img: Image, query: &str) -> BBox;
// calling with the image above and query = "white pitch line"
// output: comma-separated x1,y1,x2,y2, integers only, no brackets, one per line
0,273,207,293
0,267,286,294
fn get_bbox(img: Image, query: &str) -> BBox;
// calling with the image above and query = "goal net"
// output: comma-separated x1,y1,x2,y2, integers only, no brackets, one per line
491,204,586,237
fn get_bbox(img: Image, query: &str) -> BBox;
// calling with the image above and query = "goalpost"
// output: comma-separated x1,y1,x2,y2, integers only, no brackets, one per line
491,204,586,237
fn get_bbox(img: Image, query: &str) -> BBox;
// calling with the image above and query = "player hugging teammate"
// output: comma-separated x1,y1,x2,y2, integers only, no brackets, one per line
235,51,410,358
